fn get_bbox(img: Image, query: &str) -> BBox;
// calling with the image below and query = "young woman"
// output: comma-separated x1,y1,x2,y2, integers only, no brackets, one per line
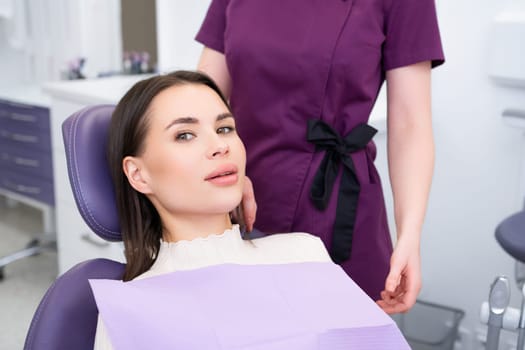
92,70,408,349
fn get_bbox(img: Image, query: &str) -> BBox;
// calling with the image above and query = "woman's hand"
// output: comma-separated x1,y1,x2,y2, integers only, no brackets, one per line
242,176,257,231
376,235,421,314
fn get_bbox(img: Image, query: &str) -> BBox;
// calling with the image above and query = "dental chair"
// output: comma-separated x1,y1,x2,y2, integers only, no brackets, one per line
23,105,125,350
481,209,525,350
24,104,264,349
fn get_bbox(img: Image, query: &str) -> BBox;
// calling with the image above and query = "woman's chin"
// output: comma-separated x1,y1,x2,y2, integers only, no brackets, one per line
205,200,243,217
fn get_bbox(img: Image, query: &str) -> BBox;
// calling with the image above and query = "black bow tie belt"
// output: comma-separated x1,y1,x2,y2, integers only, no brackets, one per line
306,119,377,264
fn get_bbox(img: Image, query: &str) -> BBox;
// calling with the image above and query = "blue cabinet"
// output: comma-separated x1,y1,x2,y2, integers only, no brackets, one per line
0,99,54,206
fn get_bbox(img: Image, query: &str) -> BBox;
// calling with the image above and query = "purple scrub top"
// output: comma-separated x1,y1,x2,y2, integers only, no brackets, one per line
196,0,444,300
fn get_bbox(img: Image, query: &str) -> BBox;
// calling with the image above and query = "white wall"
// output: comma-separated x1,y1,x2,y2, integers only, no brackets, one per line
376,0,525,347
156,0,211,72
0,20,30,84
0,0,121,87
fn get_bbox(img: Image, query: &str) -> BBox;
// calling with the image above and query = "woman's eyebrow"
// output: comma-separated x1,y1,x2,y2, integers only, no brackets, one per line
217,112,234,121
165,117,198,130
165,113,234,130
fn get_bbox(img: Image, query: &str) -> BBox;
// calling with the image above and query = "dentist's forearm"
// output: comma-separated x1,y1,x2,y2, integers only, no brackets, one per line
387,120,434,242
385,61,433,243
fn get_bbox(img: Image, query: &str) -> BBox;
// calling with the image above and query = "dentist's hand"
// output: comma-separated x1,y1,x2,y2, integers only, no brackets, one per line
242,176,257,232
376,235,421,314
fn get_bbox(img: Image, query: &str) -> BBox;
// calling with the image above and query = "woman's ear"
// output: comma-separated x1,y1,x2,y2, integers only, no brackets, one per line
123,156,152,194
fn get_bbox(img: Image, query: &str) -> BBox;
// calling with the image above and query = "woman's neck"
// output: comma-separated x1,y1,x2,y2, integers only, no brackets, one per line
161,213,233,243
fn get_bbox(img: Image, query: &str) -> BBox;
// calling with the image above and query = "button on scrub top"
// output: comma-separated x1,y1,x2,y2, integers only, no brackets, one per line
196,0,444,300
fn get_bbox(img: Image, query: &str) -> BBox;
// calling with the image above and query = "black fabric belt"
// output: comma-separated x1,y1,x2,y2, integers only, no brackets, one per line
307,119,377,263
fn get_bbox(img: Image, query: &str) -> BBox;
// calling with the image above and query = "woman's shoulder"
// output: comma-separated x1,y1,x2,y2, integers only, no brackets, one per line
250,232,331,263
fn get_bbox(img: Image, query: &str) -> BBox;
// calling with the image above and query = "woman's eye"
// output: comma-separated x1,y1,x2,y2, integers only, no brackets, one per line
217,126,235,134
175,132,195,141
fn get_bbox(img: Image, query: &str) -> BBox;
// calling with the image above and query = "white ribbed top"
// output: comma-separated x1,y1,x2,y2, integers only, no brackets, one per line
94,225,331,350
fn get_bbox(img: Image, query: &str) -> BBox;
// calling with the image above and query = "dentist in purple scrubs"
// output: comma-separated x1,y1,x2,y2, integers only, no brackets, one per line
196,0,444,313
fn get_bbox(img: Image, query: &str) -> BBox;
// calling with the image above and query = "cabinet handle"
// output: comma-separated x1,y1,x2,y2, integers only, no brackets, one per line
81,233,110,248
10,113,37,123
14,157,40,167
4,181,42,195
0,131,38,143
16,185,41,194
10,133,39,143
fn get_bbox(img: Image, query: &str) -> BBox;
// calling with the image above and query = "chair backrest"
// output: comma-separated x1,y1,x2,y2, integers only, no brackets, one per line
62,104,122,241
24,105,125,350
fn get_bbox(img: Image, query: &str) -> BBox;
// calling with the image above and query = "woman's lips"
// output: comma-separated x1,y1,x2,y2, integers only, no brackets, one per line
205,165,239,186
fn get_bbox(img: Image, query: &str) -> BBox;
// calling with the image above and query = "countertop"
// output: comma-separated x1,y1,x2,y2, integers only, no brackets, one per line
0,84,51,108
43,75,152,105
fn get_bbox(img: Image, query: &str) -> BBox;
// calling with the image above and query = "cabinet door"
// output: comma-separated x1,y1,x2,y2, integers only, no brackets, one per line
0,124,52,152
0,143,53,180
0,100,50,132
0,164,54,206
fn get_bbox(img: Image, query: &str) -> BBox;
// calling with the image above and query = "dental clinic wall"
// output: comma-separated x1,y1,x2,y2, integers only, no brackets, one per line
155,0,211,72
0,0,121,85
400,0,523,345
0,3,30,84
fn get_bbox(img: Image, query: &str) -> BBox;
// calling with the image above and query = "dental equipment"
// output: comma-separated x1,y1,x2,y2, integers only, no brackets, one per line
486,276,511,349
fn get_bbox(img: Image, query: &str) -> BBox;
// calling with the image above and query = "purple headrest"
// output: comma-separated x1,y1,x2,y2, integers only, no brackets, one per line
62,105,122,241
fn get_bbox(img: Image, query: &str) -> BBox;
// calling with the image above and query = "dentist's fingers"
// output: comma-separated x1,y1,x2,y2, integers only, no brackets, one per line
377,270,419,314
385,263,403,293
398,269,419,311
242,176,257,231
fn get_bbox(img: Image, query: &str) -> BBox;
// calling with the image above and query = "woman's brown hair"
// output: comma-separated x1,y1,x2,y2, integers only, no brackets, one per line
107,70,242,281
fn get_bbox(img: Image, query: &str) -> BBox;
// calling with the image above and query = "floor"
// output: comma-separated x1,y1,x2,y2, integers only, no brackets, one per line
0,196,58,350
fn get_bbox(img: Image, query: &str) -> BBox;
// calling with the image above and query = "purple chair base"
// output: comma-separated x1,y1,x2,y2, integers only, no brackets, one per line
24,259,124,350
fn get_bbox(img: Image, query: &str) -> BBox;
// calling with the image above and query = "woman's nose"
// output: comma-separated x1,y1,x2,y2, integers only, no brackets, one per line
207,140,230,159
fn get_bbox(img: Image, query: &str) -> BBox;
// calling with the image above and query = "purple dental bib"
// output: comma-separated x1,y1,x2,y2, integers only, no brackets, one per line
90,262,409,349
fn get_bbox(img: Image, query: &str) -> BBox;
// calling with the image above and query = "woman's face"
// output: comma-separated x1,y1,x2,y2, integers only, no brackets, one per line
125,84,246,219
